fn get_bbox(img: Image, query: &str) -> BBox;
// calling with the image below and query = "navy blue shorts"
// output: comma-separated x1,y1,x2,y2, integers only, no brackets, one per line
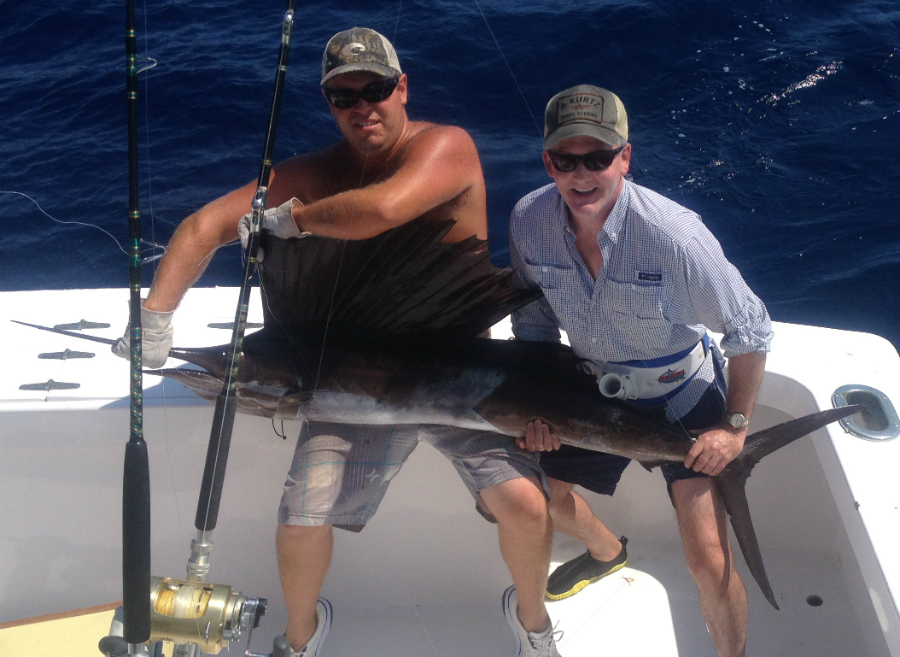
539,356,727,495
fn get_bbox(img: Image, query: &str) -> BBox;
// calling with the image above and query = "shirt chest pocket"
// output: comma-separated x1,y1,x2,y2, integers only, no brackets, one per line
604,280,667,327
527,261,573,291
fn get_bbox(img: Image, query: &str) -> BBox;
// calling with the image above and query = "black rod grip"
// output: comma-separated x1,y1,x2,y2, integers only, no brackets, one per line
194,391,237,531
122,439,151,643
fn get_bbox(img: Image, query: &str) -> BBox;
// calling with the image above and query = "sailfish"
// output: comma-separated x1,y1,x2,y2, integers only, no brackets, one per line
16,217,864,609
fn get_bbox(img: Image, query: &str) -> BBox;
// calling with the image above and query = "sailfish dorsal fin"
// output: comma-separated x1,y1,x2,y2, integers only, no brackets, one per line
257,217,540,341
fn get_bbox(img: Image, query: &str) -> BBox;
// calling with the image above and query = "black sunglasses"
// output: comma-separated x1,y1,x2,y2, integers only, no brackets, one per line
323,77,400,110
546,146,625,172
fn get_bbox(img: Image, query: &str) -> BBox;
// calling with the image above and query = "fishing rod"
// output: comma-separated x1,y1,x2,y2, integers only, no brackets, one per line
121,0,151,652
97,4,297,657
98,4,155,656
190,0,297,565
160,3,298,656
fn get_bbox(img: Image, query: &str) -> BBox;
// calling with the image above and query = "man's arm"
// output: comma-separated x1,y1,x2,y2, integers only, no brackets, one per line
290,126,486,241
143,183,259,312
669,219,772,474
676,222,773,358
683,350,767,476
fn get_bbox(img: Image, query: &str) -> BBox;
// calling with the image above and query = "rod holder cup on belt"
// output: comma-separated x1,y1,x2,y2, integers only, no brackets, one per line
598,372,635,400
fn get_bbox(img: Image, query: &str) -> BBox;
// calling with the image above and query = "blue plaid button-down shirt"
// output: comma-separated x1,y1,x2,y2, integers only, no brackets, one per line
510,180,773,421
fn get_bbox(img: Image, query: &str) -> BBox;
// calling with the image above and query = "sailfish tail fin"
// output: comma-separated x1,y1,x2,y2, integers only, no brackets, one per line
715,403,865,609
714,475,778,608
741,405,866,465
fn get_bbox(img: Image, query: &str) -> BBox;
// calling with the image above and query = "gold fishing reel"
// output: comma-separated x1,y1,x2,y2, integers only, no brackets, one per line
148,576,266,654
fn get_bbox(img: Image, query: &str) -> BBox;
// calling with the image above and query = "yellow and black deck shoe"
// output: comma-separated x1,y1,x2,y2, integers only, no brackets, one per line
546,536,628,601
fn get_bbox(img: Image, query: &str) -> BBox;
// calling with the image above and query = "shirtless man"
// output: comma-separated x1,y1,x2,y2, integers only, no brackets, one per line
115,28,558,657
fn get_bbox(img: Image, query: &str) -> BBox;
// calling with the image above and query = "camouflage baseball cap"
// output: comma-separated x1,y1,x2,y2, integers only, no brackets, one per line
543,85,628,150
321,27,402,85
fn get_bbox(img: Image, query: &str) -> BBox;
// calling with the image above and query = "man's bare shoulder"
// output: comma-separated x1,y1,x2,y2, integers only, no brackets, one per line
405,121,478,151
398,122,483,180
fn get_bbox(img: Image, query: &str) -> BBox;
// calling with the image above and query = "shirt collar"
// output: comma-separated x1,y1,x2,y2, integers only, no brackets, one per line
551,180,632,244
554,179,630,243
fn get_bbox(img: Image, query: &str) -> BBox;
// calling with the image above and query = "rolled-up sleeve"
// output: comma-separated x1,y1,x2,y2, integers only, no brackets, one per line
676,224,773,358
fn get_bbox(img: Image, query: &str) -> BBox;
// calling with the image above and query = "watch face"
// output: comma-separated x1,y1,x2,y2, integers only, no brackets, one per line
728,413,748,428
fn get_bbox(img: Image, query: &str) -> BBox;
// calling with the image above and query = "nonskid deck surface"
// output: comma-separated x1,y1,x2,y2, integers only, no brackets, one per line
236,436,872,657
0,536,869,657
245,539,865,657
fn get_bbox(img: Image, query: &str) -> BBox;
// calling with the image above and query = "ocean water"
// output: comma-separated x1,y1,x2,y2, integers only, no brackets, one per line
1,0,899,350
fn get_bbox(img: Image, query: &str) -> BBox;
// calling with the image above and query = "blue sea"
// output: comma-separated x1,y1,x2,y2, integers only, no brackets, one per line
2,0,899,350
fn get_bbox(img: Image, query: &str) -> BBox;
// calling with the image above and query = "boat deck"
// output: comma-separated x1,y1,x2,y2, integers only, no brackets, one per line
1,288,897,656
0,435,877,657
251,420,879,657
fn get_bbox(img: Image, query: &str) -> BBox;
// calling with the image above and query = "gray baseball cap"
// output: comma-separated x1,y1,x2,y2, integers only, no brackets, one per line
543,85,629,150
321,27,402,85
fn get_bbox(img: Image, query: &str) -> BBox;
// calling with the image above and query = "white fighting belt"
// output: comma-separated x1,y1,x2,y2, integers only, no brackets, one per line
581,335,709,406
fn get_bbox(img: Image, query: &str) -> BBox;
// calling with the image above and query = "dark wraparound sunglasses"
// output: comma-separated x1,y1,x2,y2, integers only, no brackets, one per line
547,145,625,172
323,77,401,110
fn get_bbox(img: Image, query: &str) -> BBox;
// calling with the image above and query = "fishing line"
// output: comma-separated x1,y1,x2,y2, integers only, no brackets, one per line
1,190,128,255
466,10,715,632
472,0,542,138
308,1,405,397
468,1,735,637
136,55,158,75
139,0,161,270
402,580,441,657
0,190,167,263
257,274,317,383
136,0,193,577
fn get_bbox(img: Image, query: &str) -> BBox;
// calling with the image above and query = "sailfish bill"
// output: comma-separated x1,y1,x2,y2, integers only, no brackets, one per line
14,217,868,609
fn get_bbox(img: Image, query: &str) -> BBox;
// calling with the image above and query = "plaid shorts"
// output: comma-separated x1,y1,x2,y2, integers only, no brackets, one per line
279,422,548,530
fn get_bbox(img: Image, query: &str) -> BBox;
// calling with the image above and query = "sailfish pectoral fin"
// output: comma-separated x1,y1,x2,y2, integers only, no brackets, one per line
714,471,779,610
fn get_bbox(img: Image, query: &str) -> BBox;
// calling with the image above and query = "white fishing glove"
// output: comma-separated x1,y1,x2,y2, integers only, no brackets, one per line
238,198,307,262
111,303,175,369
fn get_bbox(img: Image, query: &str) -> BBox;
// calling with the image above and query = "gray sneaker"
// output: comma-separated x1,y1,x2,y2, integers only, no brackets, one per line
502,586,562,657
290,598,333,657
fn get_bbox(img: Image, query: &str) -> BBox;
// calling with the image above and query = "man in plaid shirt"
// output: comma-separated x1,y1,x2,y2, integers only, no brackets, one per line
511,84,772,657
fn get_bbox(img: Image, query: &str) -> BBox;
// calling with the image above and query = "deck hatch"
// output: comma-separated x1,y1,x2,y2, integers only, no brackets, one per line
832,384,899,441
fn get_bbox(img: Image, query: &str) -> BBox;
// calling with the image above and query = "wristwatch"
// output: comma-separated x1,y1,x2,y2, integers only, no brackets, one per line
725,412,750,429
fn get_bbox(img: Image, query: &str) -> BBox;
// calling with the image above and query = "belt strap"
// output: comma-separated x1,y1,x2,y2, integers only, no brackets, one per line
582,335,709,405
